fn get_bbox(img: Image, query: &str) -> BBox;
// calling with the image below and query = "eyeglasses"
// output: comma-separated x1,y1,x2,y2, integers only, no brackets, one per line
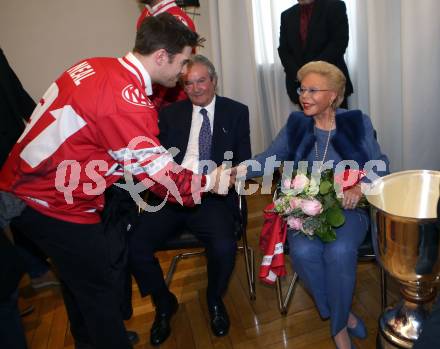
296,87,330,96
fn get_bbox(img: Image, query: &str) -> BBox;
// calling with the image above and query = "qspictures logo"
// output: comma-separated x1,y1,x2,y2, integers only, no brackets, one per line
53,132,388,213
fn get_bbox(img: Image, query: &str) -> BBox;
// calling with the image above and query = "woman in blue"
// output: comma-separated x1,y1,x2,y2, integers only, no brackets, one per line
246,61,389,349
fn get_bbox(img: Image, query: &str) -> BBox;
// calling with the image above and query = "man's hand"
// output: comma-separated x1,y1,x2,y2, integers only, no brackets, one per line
206,165,236,195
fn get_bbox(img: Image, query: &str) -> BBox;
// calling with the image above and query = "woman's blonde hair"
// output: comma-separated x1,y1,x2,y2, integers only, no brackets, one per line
297,61,346,108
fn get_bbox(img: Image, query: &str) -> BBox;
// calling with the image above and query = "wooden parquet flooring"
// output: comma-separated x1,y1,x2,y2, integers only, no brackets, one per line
19,189,399,349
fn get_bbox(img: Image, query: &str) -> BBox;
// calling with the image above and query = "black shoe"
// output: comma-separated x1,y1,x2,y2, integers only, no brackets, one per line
127,330,139,345
150,293,178,346
208,301,230,337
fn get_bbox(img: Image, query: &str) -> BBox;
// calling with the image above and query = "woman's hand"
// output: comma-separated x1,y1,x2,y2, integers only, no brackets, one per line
342,184,363,210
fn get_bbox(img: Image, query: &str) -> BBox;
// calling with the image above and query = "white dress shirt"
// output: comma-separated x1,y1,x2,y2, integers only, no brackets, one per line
181,96,216,174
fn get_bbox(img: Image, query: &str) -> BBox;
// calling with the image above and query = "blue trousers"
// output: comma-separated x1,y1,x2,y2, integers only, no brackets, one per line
288,209,369,336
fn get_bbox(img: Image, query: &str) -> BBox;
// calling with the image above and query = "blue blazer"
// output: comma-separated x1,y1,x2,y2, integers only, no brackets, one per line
249,109,389,179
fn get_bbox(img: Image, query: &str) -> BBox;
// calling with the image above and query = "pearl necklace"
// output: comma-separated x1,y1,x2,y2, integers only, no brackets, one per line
314,117,334,172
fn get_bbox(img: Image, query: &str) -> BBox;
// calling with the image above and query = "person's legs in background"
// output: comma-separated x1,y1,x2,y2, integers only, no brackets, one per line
0,290,28,349
10,220,59,289
0,227,28,349
412,295,440,349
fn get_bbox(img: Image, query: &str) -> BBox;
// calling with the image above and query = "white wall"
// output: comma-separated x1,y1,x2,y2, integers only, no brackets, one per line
0,0,212,101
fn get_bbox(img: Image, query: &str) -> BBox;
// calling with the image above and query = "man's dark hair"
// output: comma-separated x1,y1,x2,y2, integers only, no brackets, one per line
134,13,203,58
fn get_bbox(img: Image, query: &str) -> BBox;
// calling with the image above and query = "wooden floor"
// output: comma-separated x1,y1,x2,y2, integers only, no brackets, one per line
19,188,399,349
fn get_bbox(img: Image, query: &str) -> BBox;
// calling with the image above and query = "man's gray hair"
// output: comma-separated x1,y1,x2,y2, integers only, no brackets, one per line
187,54,218,82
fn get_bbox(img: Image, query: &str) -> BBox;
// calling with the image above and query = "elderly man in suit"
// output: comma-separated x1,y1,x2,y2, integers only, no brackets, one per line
278,0,353,108
129,54,251,346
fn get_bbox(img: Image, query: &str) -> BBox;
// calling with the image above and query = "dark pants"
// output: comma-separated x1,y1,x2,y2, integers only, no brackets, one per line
413,297,440,348
0,290,28,349
10,220,50,278
129,195,237,307
14,207,131,349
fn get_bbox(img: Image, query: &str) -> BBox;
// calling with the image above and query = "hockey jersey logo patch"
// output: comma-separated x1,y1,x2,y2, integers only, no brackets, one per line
174,15,189,27
122,84,154,108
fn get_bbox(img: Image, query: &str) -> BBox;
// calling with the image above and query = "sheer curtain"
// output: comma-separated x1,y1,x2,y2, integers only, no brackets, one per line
208,0,440,170
250,0,296,141
207,0,294,154
348,0,440,171
208,0,268,154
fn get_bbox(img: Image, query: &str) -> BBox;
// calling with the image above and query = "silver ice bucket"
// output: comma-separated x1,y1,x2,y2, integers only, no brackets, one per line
366,170,440,348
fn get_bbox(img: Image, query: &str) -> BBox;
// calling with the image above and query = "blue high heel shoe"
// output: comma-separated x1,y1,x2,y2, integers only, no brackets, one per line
347,313,367,339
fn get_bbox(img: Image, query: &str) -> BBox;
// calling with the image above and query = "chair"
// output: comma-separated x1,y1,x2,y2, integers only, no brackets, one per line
155,195,256,300
275,224,387,315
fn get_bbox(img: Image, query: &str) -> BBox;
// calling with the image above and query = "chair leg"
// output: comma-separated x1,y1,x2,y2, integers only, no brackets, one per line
276,272,299,315
380,266,387,311
164,250,205,287
238,244,256,300
239,224,256,300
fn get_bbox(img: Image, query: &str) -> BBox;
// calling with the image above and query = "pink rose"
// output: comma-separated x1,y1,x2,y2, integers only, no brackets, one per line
289,197,302,209
300,199,323,216
287,217,303,230
291,174,309,192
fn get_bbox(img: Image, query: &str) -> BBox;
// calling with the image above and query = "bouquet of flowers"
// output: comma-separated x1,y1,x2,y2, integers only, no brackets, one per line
272,169,364,243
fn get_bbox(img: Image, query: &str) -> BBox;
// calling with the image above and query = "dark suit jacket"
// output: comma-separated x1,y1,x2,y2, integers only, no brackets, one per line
278,0,353,104
157,95,251,219
0,48,36,168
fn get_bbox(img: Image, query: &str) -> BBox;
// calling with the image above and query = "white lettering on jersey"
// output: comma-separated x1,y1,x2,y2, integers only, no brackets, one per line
20,105,87,168
122,84,154,108
67,61,96,86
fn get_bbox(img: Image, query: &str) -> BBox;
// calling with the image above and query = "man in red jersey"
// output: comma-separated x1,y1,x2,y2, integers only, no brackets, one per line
137,0,196,109
0,14,230,349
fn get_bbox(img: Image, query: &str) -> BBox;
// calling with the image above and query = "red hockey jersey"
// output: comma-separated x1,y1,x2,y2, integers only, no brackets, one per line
136,0,196,109
136,0,196,31
0,53,206,224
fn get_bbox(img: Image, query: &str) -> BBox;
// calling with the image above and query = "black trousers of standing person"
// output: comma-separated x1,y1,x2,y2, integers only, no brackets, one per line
412,295,440,349
129,194,237,308
413,198,440,349
14,206,132,349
